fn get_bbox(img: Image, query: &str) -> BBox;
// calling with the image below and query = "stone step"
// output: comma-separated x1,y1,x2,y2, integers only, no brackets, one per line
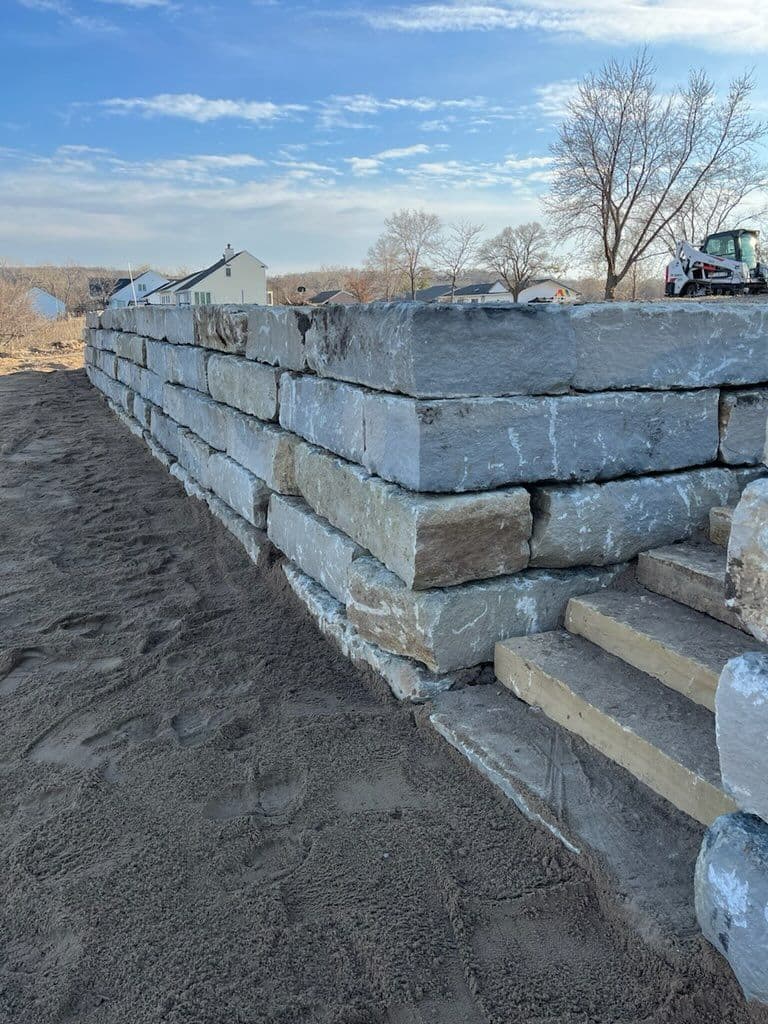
709,506,733,547
636,541,745,631
564,586,768,712
494,630,737,825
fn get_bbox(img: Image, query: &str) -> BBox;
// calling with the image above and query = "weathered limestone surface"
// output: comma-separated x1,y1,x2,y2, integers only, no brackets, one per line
91,347,117,378
205,493,269,567
279,374,366,465
116,359,164,407
225,408,298,494
268,495,364,603
132,305,194,345
113,332,146,365
145,340,209,393
193,305,248,354
304,302,575,397
207,353,279,421
572,303,768,391
87,365,131,411
726,478,768,643
149,407,185,460
530,467,749,568
132,394,155,429
695,813,768,1006
718,388,768,465
362,388,718,491
246,306,311,370
163,384,229,451
347,556,624,672
293,442,532,589
716,654,768,823
710,506,733,547
205,452,270,527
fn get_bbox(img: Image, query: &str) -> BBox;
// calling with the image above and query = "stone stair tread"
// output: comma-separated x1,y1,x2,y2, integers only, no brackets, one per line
636,541,745,632
495,629,736,824
565,584,767,709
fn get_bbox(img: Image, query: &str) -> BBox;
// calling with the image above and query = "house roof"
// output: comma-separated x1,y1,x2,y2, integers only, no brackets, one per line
453,280,508,296
414,284,452,301
528,277,580,293
152,249,267,296
307,289,353,305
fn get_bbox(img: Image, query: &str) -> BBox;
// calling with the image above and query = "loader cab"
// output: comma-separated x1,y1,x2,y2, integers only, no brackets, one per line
700,229,759,271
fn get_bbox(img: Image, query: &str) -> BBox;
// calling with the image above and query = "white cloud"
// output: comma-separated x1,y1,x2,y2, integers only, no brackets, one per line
345,157,382,176
96,0,174,7
99,93,307,123
18,0,114,31
317,93,489,129
366,1,768,53
534,80,579,119
374,144,430,159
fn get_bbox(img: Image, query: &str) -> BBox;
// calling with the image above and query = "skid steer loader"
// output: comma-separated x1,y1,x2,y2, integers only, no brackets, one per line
665,228,768,297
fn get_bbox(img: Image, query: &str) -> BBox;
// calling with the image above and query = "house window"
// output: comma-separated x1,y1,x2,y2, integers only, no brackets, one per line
194,291,211,305
226,267,232,277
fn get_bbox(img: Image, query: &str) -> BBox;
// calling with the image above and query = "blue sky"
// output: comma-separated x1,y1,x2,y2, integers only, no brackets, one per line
2,0,767,272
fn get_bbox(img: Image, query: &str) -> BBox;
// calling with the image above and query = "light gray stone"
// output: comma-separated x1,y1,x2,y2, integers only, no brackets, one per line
719,388,768,465
530,467,748,568
572,302,768,391
282,563,469,701
205,493,270,567
207,353,279,420
112,332,146,365
293,442,532,589
726,478,768,643
205,452,270,527
145,340,208,392
246,306,311,370
177,429,213,484
362,388,719,492
132,394,155,428
193,305,248,353
268,495,365,603
347,557,624,672
100,307,134,332
144,432,175,468
304,301,575,397
85,311,100,330
91,329,117,352
716,654,768,823
149,408,185,460
163,384,229,451
170,462,207,501
107,400,144,439
224,408,299,494
695,812,768,1006
92,347,117,378
132,305,195,345
279,374,365,465
87,365,131,410
116,359,164,407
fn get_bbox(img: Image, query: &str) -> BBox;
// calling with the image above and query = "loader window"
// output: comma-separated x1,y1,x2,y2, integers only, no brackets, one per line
704,235,737,259
738,234,758,270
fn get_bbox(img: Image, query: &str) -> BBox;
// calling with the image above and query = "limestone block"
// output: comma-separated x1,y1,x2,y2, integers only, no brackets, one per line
87,365,131,409
224,408,299,494
85,311,100,330
304,302,575,397
84,345,95,365
572,302,768,391
132,306,195,345
530,467,747,568
163,384,229,451
170,462,207,501
132,394,155,429
207,353,279,420
245,306,311,370
177,429,212,485
193,305,248,354
91,329,117,352
347,557,624,672
149,408,185,460
92,348,117,378
100,307,134,332
278,374,365,465
695,812,768,1005
115,359,164,407
112,332,146,365
205,493,270,567
145,340,208,392
716,654,768,822
205,452,270,527
108,400,143,439
294,442,532,589
726,478,768,643
719,388,768,465
363,388,718,492
143,431,175,469
268,494,365,603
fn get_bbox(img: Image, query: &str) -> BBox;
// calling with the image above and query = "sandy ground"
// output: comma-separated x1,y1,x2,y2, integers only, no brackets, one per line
0,360,756,1023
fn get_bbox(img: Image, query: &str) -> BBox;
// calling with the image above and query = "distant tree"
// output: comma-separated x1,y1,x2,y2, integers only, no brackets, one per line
364,234,403,299
546,50,767,299
375,208,442,299
0,277,42,351
342,268,379,303
435,220,484,300
479,222,558,300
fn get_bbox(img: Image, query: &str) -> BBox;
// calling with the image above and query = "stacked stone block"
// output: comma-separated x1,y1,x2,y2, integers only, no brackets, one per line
85,301,768,700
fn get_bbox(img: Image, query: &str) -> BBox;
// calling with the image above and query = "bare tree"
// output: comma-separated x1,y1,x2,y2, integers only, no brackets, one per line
342,268,378,303
0,277,43,351
479,222,558,300
364,234,404,299
435,220,484,300
377,208,442,299
545,50,767,299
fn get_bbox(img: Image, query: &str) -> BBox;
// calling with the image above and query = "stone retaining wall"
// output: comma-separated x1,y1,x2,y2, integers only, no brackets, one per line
85,301,768,699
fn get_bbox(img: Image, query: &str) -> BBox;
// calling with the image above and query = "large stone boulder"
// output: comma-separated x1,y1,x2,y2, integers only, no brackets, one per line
695,813,768,1006
726,478,768,643
716,654,768,824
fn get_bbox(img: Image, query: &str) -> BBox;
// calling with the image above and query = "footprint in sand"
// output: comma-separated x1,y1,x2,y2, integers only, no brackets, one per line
219,832,312,891
169,708,236,748
0,648,46,695
43,612,119,638
203,771,307,822
27,712,161,780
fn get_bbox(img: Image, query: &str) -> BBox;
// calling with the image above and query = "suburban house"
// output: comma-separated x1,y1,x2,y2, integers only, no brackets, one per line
306,289,357,306
146,246,268,307
444,279,581,304
413,284,453,302
108,270,170,308
28,287,65,320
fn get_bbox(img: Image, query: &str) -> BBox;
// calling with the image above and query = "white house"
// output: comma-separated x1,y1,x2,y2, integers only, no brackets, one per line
28,287,66,319
147,246,268,307
306,289,357,306
443,278,581,304
108,270,170,308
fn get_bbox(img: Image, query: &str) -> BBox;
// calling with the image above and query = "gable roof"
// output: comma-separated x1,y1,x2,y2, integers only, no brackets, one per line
414,284,452,301
154,249,267,296
453,280,509,296
527,277,580,293
307,289,354,305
